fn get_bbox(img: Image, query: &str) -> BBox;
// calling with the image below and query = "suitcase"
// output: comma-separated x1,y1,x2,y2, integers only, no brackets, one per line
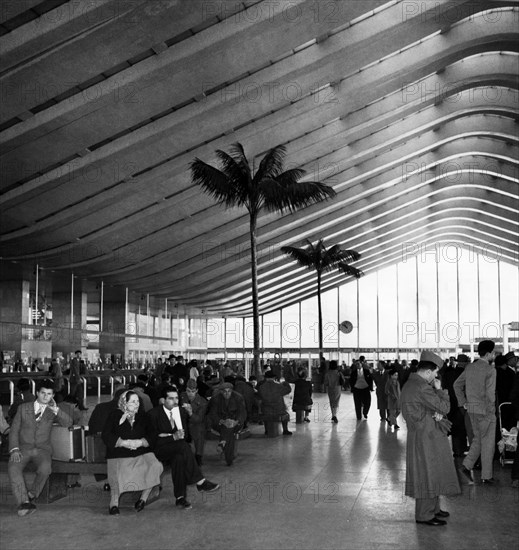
85,434,107,463
50,425,85,462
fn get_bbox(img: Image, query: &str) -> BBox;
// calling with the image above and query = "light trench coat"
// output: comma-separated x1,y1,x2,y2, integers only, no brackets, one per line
401,373,461,499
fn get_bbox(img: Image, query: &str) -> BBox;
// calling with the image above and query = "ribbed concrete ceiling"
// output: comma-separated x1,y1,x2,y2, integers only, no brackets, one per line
0,0,518,316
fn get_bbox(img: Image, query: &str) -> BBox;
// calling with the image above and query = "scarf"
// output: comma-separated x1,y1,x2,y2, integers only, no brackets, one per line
117,390,139,426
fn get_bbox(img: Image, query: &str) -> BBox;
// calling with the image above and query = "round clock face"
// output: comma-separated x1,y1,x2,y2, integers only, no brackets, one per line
339,320,353,334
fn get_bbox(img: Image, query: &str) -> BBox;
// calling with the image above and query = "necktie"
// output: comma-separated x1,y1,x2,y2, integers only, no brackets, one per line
35,409,42,422
169,411,175,430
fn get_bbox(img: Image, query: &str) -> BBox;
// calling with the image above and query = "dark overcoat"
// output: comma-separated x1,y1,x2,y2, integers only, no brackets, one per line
401,373,460,499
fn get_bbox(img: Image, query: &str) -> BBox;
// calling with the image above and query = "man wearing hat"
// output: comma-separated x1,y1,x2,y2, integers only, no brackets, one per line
454,339,497,484
208,382,246,466
401,350,460,526
180,379,208,466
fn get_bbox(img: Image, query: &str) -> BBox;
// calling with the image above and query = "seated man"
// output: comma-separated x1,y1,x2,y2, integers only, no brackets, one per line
180,379,209,466
258,371,292,435
146,386,219,509
208,382,246,466
8,379,72,516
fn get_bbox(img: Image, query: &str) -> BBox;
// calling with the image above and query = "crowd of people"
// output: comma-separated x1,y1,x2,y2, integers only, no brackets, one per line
2,346,518,524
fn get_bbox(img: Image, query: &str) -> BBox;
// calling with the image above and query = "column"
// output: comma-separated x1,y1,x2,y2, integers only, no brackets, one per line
51,275,87,357
99,286,127,359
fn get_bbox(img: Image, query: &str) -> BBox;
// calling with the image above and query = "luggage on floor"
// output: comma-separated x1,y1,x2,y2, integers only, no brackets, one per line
85,433,107,463
51,425,85,462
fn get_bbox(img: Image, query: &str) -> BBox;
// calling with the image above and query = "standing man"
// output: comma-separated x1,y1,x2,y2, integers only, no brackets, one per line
180,379,209,466
147,386,219,509
401,351,460,526
372,361,389,422
454,339,497,484
167,356,189,393
350,358,374,420
69,349,87,411
8,379,72,516
257,371,292,435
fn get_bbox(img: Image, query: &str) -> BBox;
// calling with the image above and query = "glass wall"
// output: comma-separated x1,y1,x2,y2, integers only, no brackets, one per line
204,248,518,356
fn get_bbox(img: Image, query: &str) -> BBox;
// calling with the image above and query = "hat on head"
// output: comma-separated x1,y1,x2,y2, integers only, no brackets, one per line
503,351,516,362
456,354,470,363
186,379,197,390
419,350,443,369
221,382,233,390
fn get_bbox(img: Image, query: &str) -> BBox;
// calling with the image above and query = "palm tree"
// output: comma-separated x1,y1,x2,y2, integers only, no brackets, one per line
281,239,364,358
191,143,336,376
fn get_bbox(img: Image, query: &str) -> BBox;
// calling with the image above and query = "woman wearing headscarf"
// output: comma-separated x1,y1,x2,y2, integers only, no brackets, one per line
102,390,163,515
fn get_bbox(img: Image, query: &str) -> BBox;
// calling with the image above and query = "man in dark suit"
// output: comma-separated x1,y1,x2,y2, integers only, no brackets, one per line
165,356,189,393
8,379,72,516
146,386,219,509
208,382,247,465
350,357,374,420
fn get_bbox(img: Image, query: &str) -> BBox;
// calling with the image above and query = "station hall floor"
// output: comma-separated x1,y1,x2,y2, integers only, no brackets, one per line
1,391,518,550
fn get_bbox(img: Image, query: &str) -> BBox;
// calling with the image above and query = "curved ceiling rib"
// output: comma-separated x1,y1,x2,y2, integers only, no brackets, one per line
0,1,517,317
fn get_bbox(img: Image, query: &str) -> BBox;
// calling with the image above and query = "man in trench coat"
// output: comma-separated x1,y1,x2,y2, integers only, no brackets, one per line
401,350,461,526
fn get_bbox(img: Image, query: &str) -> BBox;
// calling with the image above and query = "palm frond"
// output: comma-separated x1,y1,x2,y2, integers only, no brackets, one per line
254,145,287,182
280,246,315,269
190,158,241,208
338,249,361,263
337,262,364,278
261,176,336,213
229,142,251,175
215,149,245,180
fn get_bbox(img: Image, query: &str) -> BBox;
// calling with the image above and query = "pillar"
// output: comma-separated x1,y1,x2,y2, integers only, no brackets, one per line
99,286,127,359
0,279,30,358
51,275,87,357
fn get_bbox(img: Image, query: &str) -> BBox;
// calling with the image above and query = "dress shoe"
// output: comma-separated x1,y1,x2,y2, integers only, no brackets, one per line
416,517,447,526
17,502,36,517
303,417,310,423
175,497,192,509
435,510,450,518
458,465,474,485
481,478,497,484
331,416,338,424
283,430,293,435
134,499,146,512
109,506,120,515
197,479,219,493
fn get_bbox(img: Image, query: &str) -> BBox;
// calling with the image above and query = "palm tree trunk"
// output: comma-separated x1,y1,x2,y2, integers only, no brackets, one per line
249,213,261,377
317,270,323,358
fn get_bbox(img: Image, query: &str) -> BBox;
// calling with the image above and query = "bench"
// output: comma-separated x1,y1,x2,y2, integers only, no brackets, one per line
0,458,108,503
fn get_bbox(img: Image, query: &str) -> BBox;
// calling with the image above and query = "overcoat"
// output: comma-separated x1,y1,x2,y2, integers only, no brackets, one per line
372,370,389,410
401,373,460,499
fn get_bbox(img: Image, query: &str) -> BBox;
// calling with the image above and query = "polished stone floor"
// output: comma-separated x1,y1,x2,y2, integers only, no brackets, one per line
1,391,518,550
